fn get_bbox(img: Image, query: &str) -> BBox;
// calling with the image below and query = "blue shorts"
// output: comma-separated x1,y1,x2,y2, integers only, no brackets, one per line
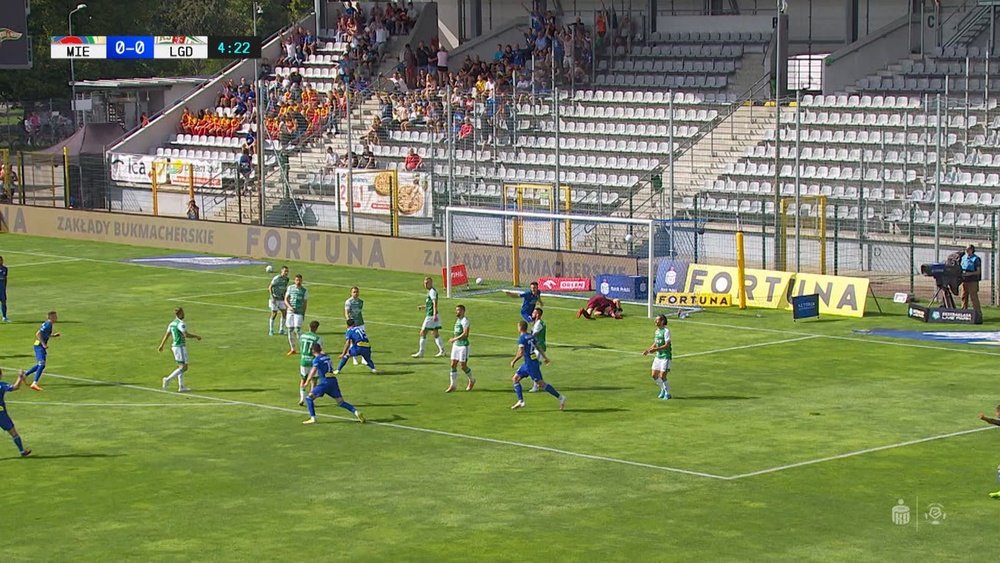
312,377,343,399
516,362,543,382
350,348,373,364
0,411,13,432
33,345,46,363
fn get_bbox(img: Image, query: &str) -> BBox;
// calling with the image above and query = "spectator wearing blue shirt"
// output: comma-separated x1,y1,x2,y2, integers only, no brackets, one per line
960,244,983,320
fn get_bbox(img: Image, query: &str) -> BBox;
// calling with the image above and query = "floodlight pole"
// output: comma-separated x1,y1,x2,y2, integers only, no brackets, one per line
69,4,88,131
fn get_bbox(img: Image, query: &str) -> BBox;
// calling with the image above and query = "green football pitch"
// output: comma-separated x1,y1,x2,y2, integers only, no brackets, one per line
1,234,998,560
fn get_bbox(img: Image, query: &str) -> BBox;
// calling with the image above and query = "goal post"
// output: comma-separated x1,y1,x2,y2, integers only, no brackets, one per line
778,195,827,274
444,206,657,318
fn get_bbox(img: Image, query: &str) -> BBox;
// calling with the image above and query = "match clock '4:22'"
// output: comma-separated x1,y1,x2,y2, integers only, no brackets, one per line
208,36,261,59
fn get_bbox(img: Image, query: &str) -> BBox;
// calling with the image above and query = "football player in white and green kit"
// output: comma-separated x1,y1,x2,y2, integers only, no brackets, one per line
297,320,323,405
157,307,201,392
283,274,308,356
412,276,444,358
642,314,672,400
528,307,547,393
267,266,290,336
344,286,367,365
445,304,475,392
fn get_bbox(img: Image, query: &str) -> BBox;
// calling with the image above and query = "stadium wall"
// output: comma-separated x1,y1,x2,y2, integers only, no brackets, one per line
0,205,640,279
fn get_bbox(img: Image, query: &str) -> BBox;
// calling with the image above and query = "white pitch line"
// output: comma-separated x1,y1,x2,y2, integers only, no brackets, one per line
7,401,235,407
32,370,727,481
726,425,999,480
8,258,82,268
674,335,819,359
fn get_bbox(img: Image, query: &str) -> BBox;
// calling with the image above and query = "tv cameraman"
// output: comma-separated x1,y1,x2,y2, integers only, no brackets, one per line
960,244,982,320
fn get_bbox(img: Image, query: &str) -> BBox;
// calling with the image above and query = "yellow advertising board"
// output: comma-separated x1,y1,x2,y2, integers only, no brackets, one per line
655,292,733,307
684,264,794,309
680,263,869,317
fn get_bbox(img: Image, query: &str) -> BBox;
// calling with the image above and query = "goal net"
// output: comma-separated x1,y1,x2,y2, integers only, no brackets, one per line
444,206,660,318
778,195,828,273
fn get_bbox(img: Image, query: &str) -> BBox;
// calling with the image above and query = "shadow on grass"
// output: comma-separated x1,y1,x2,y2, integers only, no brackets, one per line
0,354,33,359
6,453,125,461
672,395,758,401
197,388,275,393
355,370,415,377
525,407,629,414
355,402,418,408
558,386,631,392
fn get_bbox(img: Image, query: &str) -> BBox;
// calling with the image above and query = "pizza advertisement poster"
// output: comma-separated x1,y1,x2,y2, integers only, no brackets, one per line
339,171,433,219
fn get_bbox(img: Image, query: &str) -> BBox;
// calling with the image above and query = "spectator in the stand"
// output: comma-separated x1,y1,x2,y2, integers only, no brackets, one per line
340,149,359,168
360,144,376,169
418,42,435,75
366,116,383,145
436,45,449,82
239,149,253,177
302,28,317,58
186,199,200,220
389,70,409,93
140,113,150,127
404,148,422,171
404,44,418,89
325,146,338,172
243,130,256,154
458,117,473,147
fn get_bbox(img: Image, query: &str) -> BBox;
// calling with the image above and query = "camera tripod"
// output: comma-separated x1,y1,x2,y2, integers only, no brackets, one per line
929,283,957,309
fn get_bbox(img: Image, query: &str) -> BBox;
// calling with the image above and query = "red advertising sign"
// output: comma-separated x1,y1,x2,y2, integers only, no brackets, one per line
536,277,592,292
442,263,469,288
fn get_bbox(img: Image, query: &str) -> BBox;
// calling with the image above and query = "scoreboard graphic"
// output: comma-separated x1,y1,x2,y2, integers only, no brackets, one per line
50,35,259,60
0,0,31,69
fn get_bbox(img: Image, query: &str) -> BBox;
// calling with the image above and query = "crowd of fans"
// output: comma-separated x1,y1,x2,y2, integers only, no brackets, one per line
379,3,596,169
170,0,605,177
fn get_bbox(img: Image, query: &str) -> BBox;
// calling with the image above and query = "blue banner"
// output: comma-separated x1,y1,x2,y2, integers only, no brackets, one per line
792,293,820,320
655,259,688,293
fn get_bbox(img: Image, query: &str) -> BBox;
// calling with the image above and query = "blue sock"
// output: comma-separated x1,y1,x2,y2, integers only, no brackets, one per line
336,356,349,371
306,396,316,418
13,436,23,453
363,354,375,369
24,365,38,377
1,301,7,317
544,383,560,398
514,382,524,401
338,401,357,414
33,365,45,383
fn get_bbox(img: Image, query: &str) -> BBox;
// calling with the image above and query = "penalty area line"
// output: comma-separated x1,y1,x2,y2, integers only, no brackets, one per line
727,425,999,480
37,370,728,481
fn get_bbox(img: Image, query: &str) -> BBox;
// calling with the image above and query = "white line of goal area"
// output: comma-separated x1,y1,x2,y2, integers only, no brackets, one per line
7,248,1000,358
30,369,729,481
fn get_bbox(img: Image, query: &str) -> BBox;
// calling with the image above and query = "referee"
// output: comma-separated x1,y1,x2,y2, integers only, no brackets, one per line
960,244,983,322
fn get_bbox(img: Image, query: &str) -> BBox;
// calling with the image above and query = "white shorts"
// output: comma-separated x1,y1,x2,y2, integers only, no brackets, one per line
269,297,287,312
421,316,442,330
354,324,366,333
300,365,311,378
651,358,671,373
172,346,188,364
286,312,304,329
450,344,469,362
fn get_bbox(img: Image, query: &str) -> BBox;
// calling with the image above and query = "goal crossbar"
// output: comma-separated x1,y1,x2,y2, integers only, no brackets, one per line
444,206,656,318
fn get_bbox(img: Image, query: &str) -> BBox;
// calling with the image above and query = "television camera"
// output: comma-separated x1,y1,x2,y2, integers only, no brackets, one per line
919,252,963,308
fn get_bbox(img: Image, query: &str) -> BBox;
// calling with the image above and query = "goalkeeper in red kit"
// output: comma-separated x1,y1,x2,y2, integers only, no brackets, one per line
576,294,623,319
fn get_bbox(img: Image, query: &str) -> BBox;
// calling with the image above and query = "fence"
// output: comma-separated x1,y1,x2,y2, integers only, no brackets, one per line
0,100,76,151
